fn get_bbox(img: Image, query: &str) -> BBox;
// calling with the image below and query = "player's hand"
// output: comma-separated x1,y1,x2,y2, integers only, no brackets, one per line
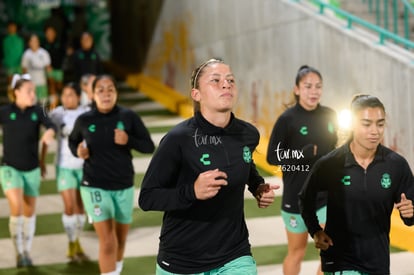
194,169,228,200
77,141,89,159
254,183,279,208
41,128,55,145
396,193,414,218
313,230,333,251
114,129,128,145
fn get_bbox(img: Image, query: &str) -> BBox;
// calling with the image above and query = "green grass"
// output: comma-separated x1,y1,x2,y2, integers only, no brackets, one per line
136,109,174,117
0,255,157,274
147,125,174,133
244,196,281,218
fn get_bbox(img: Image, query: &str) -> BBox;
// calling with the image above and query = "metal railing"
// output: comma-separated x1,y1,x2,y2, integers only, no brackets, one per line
293,0,414,49
363,0,414,41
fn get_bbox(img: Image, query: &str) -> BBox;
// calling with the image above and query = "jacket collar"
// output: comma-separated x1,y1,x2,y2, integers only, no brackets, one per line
343,141,385,168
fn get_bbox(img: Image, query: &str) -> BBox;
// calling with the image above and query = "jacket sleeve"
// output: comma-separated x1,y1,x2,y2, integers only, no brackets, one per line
395,158,414,226
299,159,325,237
247,161,265,196
138,132,196,211
39,106,57,132
266,115,315,166
125,111,155,154
68,116,83,157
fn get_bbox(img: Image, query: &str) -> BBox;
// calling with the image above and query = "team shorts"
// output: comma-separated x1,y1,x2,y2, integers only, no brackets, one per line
56,167,83,192
36,85,48,101
156,255,257,275
281,206,327,233
0,166,41,196
47,69,63,82
325,271,369,275
80,185,134,224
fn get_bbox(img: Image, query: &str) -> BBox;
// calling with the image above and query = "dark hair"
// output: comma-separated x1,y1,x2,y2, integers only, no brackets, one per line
63,82,81,97
350,94,385,114
13,79,31,91
292,65,323,103
92,74,117,91
190,58,225,112
11,78,32,102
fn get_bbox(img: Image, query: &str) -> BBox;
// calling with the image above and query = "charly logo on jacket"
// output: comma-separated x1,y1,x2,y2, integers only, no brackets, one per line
88,124,96,132
341,175,351,186
299,126,308,135
243,146,252,163
381,173,391,189
200,153,211,166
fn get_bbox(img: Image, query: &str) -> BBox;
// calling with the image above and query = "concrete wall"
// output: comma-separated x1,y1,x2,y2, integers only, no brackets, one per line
144,0,414,167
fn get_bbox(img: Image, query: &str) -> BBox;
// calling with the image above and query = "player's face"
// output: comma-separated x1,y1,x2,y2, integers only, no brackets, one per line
191,63,237,114
61,87,80,110
295,72,322,111
45,27,56,42
93,78,117,113
15,81,36,108
81,33,93,50
29,35,40,51
352,107,385,151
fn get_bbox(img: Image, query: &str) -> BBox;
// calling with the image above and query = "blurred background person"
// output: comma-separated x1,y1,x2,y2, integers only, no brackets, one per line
21,34,52,105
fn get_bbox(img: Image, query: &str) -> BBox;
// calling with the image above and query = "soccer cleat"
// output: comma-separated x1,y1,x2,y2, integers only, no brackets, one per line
67,241,77,261
23,251,33,267
16,254,25,268
74,239,89,261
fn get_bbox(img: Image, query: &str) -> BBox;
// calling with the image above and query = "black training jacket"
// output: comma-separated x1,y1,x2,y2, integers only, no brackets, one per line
139,111,265,273
267,103,337,213
69,105,154,190
299,142,414,274
0,103,56,171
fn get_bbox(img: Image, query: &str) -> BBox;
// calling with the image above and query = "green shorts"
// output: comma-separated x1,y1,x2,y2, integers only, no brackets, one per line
0,166,41,196
80,185,134,224
36,85,48,100
47,69,63,82
56,167,83,192
156,255,257,275
325,271,369,275
281,206,327,233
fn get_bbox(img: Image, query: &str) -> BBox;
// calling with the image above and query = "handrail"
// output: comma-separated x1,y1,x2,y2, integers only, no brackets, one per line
293,0,414,49
364,0,414,41
400,0,414,14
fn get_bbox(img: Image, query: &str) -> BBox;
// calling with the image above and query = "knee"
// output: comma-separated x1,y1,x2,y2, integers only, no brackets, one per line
100,235,117,255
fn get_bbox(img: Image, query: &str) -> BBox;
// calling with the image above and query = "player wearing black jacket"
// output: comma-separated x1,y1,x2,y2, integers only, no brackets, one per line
139,59,278,274
69,75,154,275
267,103,337,213
267,65,337,275
299,95,414,274
0,75,56,267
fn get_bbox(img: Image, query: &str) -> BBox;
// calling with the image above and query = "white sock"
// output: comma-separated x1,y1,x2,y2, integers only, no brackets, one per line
101,271,118,275
62,214,77,242
9,216,24,255
116,260,124,274
23,215,36,252
76,214,86,236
